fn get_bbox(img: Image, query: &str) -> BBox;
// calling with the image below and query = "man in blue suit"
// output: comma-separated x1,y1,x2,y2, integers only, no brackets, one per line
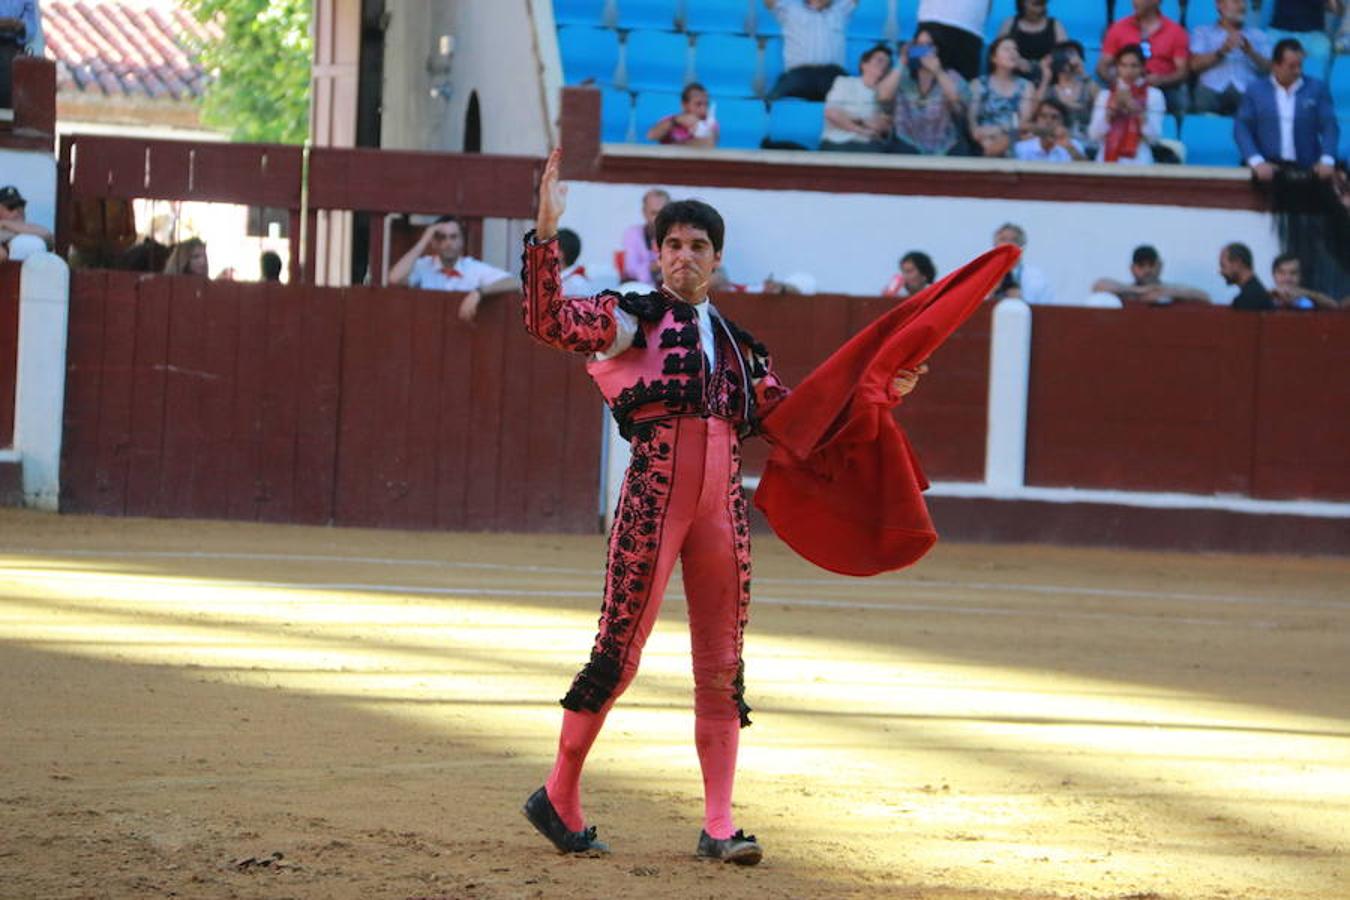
1233,38,1339,182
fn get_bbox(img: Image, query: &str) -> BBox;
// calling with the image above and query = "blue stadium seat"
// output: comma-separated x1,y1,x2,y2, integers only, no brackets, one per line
1181,113,1243,166
985,0,1017,42
1331,57,1350,116
622,29,693,91
1268,30,1332,78
1059,4,1110,47
845,36,886,71
553,0,609,28
1159,0,1182,21
752,3,782,37
850,0,894,41
761,36,785,94
766,98,826,148
1185,1,1221,28
615,0,679,30
634,90,683,142
713,96,770,148
558,26,621,85
600,86,635,141
684,0,752,34
694,33,761,97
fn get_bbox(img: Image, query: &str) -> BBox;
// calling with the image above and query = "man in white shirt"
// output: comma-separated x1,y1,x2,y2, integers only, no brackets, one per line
556,228,595,296
820,43,894,152
1012,98,1086,162
764,0,857,101
916,0,991,81
991,222,1055,304
388,215,521,323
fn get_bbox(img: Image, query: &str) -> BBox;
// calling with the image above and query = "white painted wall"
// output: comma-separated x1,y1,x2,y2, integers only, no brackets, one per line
0,149,56,232
559,180,1283,306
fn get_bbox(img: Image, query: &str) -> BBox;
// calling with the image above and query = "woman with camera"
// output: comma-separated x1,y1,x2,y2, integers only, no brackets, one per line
876,29,970,156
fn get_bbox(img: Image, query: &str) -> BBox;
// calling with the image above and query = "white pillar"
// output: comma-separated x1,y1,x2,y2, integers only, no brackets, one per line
14,252,70,510
984,298,1032,491
599,406,629,532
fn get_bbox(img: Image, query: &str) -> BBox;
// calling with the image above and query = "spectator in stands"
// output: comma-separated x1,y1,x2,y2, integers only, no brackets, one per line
877,30,970,156
388,215,520,323
163,238,209,277
1091,244,1213,304
557,227,595,296
0,0,43,57
916,0,988,81
1098,0,1191,117
969,37,1038,158
764,0,856,102
1038,40,1098,155
1190,0,1272,115
1013,98,1086,161
991,223,1055,303
820,43,894,152
1268,0,1340,33
620,189,669,285
1337,6,1350,53
1269,252,1342,308
260,250,283,283
995,0,1069,79
881,250,937,297
0,185,52,261
1234,38,1340,182
1089,44,1166,165
1219,241,1275,309
646,83,719,148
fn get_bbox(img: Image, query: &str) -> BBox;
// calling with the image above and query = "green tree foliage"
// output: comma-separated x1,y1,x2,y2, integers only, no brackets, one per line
182,0,312,144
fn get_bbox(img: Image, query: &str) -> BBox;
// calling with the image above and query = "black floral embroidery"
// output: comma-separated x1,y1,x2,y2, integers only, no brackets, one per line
520,231,618,353
610,377,704,440
561,423,676,713
726,437,754,727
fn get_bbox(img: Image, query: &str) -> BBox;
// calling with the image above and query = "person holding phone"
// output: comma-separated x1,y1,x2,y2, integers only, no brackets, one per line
876,29,971,156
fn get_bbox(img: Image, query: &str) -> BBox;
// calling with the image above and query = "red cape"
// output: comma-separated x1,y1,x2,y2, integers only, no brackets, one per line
753,245,1021,576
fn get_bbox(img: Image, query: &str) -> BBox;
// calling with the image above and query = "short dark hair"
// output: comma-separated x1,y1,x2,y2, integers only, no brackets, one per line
1272,252,1300,272
433,214,463,233
1132,244,1159,266
680,82,708,103
260,250,283,281
1272,38,1304,65
1115,43,1145,65
1049,40,1085,82
859,43,892,69
557,228,582,267
654,199,725,253
1035,97,1069,120
900,251,936,284
1223,242,1254,269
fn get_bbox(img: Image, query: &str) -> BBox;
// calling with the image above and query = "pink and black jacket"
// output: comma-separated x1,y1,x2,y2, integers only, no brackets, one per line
521,232,788,440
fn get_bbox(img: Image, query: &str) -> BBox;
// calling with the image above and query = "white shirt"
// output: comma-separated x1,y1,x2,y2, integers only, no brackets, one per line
1012,261,1055,304
1087,83,1166,165
773,0,856,70
917,0,992,37
821,75,883,144
561,264,595,297
407,254,511,291
1013,137,1084,162
596,294,718,370
1189,24,1271,93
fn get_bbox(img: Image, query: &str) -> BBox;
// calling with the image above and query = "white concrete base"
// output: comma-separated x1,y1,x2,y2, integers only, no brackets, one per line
14,252,71,511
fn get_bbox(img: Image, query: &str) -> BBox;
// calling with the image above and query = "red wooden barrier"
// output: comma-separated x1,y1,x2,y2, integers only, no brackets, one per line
1025,306,1350,501
0,263,19,447
60,273,602,532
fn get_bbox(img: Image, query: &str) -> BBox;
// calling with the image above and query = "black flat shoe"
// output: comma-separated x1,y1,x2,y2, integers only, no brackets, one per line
522,786,610,855
696,828,762,865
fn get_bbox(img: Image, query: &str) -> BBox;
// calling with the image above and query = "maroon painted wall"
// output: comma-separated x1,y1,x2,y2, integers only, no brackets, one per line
60,272,602,532
0,262,18,447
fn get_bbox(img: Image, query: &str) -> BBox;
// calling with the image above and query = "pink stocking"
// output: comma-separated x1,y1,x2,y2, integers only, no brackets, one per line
695,715,740,839
545,707,610,832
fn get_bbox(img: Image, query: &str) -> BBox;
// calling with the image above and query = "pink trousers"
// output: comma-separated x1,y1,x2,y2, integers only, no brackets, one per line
546,415,753,838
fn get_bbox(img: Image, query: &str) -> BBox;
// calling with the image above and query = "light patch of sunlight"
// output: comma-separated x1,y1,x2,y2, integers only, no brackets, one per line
2,558,1347,894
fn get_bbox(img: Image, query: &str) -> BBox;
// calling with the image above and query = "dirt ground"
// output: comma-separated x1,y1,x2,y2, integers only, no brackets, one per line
0,507,1346,900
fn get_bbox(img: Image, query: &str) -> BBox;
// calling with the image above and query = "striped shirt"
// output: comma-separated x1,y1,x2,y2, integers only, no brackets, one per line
772,0,857,70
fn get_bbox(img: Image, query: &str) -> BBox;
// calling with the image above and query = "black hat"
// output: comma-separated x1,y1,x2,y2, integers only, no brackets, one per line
0,186,26,208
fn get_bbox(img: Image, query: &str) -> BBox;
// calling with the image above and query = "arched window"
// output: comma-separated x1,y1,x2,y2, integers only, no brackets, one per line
464,91,482,153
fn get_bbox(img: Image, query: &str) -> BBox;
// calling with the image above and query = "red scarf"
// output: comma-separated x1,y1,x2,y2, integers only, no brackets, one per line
1104,79,1149,162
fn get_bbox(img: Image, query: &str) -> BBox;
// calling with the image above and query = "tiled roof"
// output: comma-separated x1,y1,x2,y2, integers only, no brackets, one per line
42,1,221,101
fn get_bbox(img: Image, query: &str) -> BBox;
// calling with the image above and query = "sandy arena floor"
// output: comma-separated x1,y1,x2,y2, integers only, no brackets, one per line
0,507,1346,900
